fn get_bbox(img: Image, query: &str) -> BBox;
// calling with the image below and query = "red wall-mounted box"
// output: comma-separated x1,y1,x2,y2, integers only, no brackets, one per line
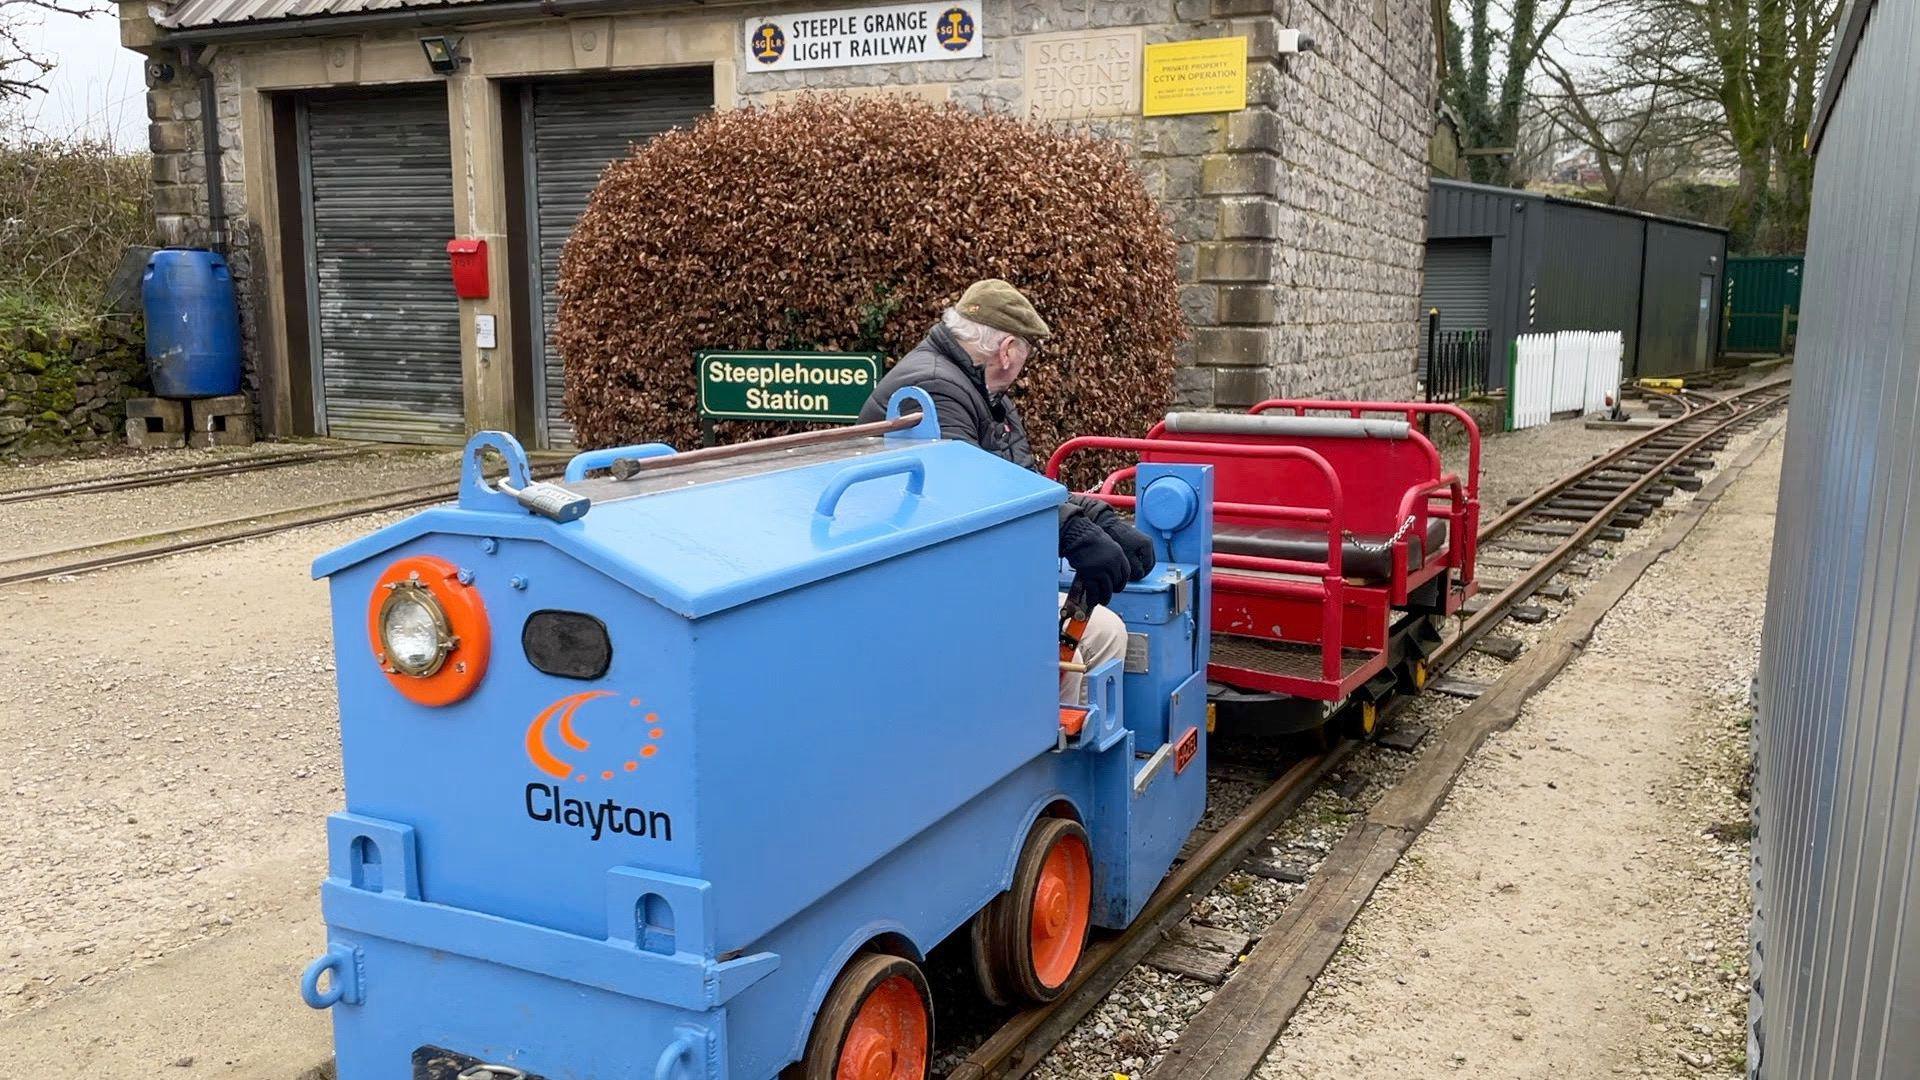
446,238,488,300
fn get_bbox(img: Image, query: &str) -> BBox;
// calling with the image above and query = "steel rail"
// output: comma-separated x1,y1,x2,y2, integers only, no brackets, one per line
0,446,369,505
1434,382,1787,669
0,465,567,588
1480,378,1784,543
0,413,923,586
948,377,1790,1080
944,743,1358,1080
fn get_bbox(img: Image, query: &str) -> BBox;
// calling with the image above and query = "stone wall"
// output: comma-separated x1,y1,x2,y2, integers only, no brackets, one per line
737,0,1435,407
145,58,261,406
0,318,149,457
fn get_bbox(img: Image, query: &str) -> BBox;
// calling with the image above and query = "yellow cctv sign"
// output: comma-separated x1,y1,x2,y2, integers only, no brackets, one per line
1143,37,1248,116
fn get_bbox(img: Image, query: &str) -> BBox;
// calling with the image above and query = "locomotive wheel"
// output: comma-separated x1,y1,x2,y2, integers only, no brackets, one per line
797,953,931,1080
1344,700,1382,740
972,817,1093,1004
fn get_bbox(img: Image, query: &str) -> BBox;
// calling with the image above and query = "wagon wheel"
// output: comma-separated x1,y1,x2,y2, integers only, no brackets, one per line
1344,699,1383,741
971,817,1094,1004
795,953,932,1080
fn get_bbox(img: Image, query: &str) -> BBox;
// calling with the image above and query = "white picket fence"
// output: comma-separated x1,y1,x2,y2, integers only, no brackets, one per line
1509,330,1625,430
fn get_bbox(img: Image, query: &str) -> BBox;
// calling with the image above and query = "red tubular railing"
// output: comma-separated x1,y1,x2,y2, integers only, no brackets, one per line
1045,435,1348,683
1246,398,1482,503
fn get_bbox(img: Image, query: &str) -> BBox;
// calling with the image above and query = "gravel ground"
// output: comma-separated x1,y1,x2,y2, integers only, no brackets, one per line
4,447,457,557
1454,418,1642,520
0,440,331,494
0,514,394,1023
1024,410,1784,1080
1257,423,1780,1079
0,394,1775,1073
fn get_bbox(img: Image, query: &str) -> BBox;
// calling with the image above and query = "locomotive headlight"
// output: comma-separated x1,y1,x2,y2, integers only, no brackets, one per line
378,581,454,676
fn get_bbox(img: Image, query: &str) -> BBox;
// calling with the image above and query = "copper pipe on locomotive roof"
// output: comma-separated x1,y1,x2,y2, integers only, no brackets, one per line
607,413,925,481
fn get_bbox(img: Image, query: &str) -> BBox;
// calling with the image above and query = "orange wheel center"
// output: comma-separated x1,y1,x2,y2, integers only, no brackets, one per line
843,1031,894,1080
1037,880,1069,936
836,975,927,1080
1028,832,1093,989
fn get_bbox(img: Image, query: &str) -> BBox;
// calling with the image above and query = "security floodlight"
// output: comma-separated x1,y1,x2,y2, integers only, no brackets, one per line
420,36,465,75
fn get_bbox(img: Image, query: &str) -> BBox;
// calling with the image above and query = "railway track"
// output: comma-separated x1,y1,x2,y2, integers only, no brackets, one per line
0,463,567,589
942,376,1792,1080
0,445,373,506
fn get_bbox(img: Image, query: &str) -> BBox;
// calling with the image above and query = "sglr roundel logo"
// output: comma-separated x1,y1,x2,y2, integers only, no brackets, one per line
751,22,786,64
936,7,976,51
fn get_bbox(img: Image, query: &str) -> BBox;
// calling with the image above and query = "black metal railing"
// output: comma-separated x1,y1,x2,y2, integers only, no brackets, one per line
1423,324,1488,403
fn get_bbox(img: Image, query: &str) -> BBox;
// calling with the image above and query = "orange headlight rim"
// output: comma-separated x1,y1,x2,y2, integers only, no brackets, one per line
367,554,490,706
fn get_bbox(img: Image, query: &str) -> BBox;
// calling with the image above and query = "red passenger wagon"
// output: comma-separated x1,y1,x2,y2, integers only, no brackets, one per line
1047,401,1481,735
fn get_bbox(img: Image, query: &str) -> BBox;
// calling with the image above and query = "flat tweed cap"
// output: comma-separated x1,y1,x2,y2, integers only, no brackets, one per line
957,278,1052,340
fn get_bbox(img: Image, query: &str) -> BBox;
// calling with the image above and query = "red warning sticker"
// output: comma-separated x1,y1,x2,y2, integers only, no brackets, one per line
1173,726,1200,774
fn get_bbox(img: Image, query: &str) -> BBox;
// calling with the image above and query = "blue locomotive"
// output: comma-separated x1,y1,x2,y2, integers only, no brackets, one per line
299,390,1216,1079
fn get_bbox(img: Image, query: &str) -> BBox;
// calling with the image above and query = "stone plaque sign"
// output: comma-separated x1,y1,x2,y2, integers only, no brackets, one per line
1143,36,1248,116
1023,29,1142,121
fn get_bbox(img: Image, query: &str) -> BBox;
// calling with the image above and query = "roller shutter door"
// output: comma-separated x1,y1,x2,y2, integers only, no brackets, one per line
525,70,714,447
301,90,463,443
1418,239,1492,376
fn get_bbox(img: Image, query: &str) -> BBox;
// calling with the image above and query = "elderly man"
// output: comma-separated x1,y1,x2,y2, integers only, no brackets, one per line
859,279,1154,699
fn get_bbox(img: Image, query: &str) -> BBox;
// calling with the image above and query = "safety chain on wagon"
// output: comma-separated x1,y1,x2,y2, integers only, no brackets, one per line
1345,514,1420,555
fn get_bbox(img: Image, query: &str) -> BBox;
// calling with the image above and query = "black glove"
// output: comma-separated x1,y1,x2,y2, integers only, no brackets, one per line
1060,515,1129,609
1077,497,1157,581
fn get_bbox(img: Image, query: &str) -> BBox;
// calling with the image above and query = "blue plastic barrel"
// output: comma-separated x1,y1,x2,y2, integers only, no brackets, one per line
142,249,243,398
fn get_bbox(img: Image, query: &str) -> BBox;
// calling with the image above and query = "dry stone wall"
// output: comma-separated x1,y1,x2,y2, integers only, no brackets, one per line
0,318,148,457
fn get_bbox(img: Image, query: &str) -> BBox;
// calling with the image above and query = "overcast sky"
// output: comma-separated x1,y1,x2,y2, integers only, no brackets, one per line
7,2,1611,155
7,5,148,148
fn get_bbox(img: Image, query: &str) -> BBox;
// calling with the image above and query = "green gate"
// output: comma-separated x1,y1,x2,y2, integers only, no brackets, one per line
1723,255,1804,355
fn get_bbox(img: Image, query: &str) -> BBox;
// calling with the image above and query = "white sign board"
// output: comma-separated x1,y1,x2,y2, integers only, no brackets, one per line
745,2,984,72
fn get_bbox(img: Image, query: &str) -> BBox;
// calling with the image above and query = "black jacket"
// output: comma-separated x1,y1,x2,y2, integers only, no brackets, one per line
860,322,1094,531
859,323,1037,467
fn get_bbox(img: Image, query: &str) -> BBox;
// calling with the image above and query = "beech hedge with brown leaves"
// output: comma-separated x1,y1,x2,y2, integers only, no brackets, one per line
554,97,1184,455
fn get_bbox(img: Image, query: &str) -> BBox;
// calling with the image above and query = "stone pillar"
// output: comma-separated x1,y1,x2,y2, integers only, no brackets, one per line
447,72,518,434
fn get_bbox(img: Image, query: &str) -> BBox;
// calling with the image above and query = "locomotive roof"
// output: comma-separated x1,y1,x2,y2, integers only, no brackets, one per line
312,434,1064,619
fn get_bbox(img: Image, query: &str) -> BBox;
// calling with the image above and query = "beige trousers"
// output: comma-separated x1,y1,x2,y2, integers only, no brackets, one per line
1058,593,1128,704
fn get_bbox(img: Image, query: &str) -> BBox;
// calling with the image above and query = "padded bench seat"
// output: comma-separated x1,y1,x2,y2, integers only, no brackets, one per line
1214,518,1449,581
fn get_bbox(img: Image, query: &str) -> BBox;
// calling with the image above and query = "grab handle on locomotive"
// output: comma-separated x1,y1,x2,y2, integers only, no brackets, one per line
563,442,676,482
813,456,927,518
298,943,365,1010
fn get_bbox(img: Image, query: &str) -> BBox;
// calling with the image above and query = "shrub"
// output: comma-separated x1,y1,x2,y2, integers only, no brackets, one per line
555,96,1184,457
0,133,153,331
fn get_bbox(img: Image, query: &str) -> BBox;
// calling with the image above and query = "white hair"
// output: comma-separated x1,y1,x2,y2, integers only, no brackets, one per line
942,306,1021,359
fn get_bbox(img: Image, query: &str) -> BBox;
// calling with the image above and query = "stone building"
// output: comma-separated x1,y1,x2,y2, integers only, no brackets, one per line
119,0,1439,446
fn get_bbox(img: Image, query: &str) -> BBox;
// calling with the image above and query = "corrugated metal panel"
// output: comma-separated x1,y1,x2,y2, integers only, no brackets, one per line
1636,223,1724,377
1417,239,1490,373
525,70,712,448
1426,179,1521,240
1535,201,1645,370
1753,0,1920,1074
1725,257,1805,353
1424,179,1726,389
302,89,464,444
156,0,496,29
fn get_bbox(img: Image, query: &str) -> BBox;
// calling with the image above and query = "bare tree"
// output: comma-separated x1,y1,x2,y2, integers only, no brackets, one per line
1,0,108,101
1581,0,1839,250
1442,0,1579,187
1536,34,1725,207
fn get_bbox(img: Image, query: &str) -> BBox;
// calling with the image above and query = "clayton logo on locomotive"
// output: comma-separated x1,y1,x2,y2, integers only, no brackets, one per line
521,690,674,842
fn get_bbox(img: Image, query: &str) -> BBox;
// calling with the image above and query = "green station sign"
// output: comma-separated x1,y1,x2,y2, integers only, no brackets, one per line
696,350,883,424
